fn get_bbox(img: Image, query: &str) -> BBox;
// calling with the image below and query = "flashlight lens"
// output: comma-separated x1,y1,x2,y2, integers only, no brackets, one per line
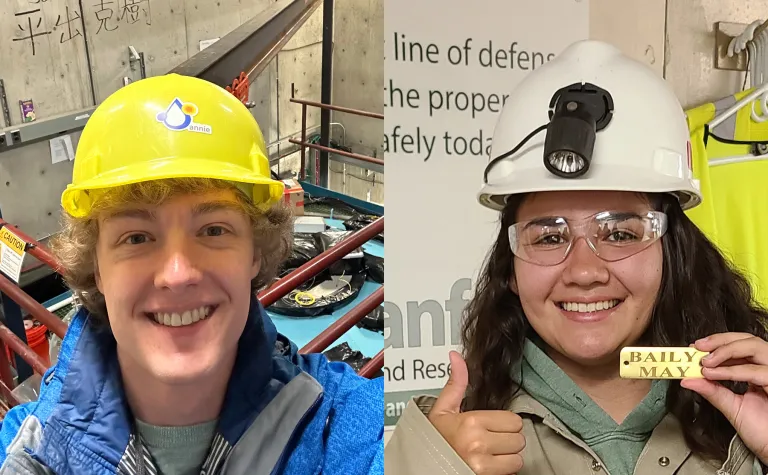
547,151,586,174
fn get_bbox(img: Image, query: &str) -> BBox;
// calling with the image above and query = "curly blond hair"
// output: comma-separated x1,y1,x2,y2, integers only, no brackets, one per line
48,178,293,325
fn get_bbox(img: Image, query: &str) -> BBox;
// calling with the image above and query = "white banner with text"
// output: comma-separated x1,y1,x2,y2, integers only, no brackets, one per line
384,0,590,429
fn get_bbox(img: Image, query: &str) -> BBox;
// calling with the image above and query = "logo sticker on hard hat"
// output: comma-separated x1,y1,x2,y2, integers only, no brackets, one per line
156,98,212,134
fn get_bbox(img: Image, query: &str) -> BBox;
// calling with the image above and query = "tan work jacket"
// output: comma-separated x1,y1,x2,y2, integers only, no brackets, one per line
384,391,761,475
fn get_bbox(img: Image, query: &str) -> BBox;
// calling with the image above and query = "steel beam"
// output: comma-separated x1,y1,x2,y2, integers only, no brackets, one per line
169,0,322,88
0,107,93,153
1,0,319,154
318,0,334,188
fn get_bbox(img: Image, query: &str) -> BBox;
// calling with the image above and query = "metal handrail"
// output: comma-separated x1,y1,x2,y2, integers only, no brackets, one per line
358,350,384,379
0,220,60,273
287,139,384,166
289,98,384,120
257,217,384,306
257,217,385,377
0,272,67,338
290,89,384,181
0,324,48,375
0,342,20,407
299,286,384,354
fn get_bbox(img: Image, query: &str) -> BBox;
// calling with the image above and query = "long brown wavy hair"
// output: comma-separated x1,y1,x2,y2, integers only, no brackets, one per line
460,192,768,462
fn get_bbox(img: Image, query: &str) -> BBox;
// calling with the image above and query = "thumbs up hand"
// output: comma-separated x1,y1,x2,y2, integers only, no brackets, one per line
427,351,526,475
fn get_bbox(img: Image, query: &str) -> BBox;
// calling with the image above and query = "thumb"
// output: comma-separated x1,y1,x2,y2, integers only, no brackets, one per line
432,351,469,415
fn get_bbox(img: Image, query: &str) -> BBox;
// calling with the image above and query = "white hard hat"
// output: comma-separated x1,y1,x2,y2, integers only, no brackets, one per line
478,40,701,211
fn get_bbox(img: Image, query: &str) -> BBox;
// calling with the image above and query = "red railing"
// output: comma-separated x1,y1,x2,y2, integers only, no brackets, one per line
0,204,384,408
299,287,383,354
258,217,383,307
257,218,385,366
358,350,384,379
0,271,67,339
287,94,384,181
0,220,60,272
0,341,20,408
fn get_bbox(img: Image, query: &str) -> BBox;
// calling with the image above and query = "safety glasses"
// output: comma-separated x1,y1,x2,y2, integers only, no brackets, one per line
508,210,668,266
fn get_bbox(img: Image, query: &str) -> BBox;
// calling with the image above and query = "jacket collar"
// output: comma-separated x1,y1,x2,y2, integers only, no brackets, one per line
506,389,751,475
35,294,299,472
414,386,750,475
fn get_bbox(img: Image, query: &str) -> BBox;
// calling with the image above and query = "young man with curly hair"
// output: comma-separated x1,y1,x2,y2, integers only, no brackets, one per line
0,74,383,475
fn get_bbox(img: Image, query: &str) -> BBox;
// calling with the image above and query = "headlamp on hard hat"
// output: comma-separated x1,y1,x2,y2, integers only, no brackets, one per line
483,82,614,183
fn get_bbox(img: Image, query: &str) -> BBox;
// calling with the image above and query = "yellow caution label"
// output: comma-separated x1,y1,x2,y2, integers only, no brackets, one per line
0,227,25,256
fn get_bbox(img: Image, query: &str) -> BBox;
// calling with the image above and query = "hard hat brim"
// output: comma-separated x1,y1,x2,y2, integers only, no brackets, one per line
61,157,285,218
478,163,702,212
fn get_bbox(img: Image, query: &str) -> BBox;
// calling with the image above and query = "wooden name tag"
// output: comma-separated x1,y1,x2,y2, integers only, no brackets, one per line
620,347,709,379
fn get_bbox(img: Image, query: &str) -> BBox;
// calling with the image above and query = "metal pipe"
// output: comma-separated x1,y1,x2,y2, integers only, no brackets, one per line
246,0,321,82
47,295,74,314
301,103,308,180
0,324,48,375
170,0,321,88
288,139,384,166
2,297,32,382
0,379,20,408
289,98,384,120
0,219,61,273
0,340,15,391
319,0,334,189
299,286,384,354
0,273,67,339
358,349,384,379
257,217,384,307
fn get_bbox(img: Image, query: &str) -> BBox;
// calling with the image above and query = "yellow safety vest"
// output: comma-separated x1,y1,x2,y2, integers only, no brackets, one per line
685,88,768,307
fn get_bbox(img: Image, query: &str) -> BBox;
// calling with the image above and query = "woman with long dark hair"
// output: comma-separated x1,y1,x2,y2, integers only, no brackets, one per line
385,40,768,475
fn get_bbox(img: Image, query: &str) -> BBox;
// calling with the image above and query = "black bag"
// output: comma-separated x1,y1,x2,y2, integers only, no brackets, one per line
268,272,366,317
357,305,383,333
314,230,365,275
363,252,383,283
343,214,383,242
324,342,370,372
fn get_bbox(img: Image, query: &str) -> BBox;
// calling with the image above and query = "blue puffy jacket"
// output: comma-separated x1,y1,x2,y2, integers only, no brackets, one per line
0,295,384,474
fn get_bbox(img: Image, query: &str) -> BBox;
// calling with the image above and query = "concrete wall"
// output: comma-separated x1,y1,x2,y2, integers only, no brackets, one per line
664,0,766,109
592,0,766,110
1,0,761,238
327,0,384,205
0,0,324,239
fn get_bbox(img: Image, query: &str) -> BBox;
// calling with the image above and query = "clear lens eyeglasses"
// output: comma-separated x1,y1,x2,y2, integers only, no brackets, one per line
508,210,668,266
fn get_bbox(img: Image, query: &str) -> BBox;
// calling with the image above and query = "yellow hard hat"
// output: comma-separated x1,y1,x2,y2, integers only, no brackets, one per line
61,73,284,218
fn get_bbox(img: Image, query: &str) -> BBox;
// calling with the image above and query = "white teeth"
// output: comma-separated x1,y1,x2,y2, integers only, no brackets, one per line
152,306,211,327
560,300,619,313
181,311,192,325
